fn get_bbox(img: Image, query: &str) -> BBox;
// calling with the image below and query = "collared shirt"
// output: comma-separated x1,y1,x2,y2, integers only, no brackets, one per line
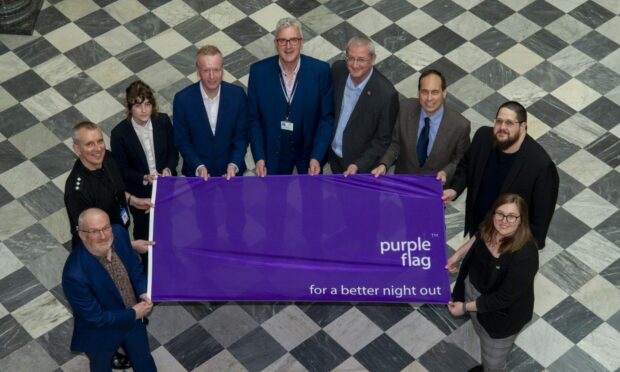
417,105,445,156
200,83,220,135
331,69,373,158
131,118,157,181
96,246,137,309
278,58,301,100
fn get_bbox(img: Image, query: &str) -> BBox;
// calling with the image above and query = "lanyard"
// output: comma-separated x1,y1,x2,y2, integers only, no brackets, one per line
279,69,299,120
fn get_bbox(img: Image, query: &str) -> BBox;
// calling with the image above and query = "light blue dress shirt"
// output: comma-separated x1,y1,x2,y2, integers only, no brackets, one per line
416,105,444,157
331,69,373,158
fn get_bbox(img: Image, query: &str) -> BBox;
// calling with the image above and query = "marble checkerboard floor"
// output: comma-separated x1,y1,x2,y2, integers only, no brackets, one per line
0,0,619,371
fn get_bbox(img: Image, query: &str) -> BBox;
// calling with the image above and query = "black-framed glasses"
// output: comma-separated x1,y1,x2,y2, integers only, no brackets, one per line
276,38,302,46
494,212,520,223
494,118,521,128
78,225,112,235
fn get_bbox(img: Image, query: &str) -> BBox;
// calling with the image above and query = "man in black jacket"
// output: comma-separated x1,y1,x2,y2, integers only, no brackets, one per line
443,101,559,249
329,34,399,175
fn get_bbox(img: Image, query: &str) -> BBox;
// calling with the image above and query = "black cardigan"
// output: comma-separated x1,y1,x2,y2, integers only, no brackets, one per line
452,236,539,338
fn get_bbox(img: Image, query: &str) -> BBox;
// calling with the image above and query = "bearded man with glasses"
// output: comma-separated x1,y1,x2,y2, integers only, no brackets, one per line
443,101,559,257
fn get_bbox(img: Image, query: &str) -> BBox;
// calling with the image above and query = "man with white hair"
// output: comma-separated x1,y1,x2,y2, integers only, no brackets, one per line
329,34,399,175
248,17,334,176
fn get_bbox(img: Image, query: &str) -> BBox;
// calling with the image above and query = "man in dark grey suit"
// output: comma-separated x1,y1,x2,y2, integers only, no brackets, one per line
372,69,470,184
329,35,399,175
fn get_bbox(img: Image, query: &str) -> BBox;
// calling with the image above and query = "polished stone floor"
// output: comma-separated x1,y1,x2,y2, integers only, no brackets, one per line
0,0,619,371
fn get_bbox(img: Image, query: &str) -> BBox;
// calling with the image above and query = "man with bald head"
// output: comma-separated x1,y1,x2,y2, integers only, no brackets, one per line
62,208,156,372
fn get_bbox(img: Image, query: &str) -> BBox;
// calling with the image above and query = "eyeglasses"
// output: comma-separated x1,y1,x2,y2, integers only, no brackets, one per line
494,212,520,223
494,118,521,128
344,55,372,64
78,225,112,235
276,38,302,46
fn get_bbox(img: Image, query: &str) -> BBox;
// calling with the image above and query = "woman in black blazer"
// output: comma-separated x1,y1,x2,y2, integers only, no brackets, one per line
447,193,538,372
111,80,179,268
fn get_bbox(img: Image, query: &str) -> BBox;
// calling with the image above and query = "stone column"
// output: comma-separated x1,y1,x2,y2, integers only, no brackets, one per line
0,0,44,35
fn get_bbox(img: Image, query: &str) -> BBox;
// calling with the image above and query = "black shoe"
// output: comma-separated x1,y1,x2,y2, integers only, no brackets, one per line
111,351,131,370
468,365,483,372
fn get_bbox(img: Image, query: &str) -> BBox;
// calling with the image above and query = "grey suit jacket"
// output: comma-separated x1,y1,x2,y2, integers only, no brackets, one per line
379,99,470,183
329,60,399,173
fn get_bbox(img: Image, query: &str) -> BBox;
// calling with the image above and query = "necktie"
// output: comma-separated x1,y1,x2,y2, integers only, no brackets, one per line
417,117,430,167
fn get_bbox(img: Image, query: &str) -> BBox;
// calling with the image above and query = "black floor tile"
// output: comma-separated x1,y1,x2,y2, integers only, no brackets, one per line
543,296,603,343
229,327,287,371
356,303,414,330
74,9,121,38
290,330,350,372
164,324,223,371
1,70,50,102
421,0,464,24
581,97,620,130
527,94,576,127
569,0,614,29
470,0,514,25
30,143,78,179
354,334,414,371
519,0,564,27
0,140,27,174
0,267,47,312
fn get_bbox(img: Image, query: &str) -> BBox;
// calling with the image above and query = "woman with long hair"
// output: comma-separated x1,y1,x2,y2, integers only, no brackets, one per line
447,193,539,372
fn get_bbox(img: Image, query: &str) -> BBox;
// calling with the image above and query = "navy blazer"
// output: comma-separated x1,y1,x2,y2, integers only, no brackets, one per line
248,55,334,174
110,113,179,198
62,225,147,353
173,81,248,177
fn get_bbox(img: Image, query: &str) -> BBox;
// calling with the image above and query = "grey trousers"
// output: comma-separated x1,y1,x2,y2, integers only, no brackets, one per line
465,276,518,372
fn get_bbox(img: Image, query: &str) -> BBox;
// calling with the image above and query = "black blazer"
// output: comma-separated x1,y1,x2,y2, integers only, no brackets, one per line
110,113,179,198
452,237,539,338
330,60,399,173
448,127,559,248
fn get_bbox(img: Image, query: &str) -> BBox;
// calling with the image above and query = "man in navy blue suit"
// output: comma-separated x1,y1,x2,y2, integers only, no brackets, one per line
248,18,334,176
173,45,248,180
62,208,156,372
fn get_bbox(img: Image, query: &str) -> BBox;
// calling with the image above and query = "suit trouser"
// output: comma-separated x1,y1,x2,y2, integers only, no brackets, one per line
465,276,517,372
86,321,156,372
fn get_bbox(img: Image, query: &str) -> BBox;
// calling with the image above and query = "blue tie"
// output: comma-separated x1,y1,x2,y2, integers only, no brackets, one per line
417,117,430,167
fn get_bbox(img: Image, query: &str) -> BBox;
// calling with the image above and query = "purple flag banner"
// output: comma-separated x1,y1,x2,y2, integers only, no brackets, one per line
148,175,450,304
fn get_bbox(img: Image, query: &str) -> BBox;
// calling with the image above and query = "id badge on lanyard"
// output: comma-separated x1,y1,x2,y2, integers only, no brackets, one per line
280,71,298,132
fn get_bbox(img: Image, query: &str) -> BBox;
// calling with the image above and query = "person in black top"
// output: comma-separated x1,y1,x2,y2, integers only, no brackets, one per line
442,101,558,250
111,80,178,267
447,193,538,372
65,121,153,250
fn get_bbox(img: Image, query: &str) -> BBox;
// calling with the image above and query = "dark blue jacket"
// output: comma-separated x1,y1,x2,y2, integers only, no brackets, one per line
173,81,248,177
248,55,334,174
62,225,146,353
